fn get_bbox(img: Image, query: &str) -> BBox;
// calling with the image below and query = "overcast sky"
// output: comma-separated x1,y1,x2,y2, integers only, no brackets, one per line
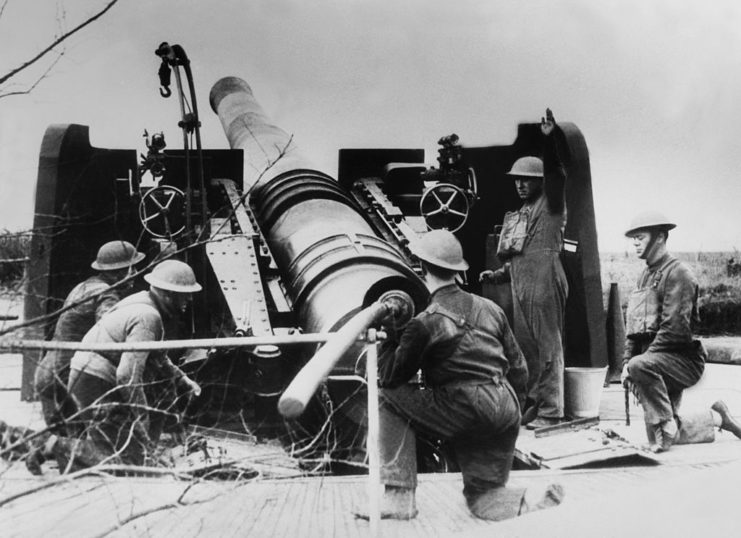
1,0,740,252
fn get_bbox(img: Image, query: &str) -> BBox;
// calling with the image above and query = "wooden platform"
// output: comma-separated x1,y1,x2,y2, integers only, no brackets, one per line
2,317,741,537
514,363,741,470
2,359,741,537
2,452,739,537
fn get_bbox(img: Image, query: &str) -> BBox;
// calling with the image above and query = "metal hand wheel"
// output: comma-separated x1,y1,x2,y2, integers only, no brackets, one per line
138,185,186,238
419,183,470,232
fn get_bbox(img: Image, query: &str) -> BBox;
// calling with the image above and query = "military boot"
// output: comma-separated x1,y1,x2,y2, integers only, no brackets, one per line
382,486,417,519
525,416,563,430
520,483,566,515
649,419,677,453
354,486,418,520
711,400,741,439
520,404,539,426
24,434,57,476
1,420,35,461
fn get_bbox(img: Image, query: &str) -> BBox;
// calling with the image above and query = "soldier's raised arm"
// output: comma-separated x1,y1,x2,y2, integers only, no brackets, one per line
541,108,567,214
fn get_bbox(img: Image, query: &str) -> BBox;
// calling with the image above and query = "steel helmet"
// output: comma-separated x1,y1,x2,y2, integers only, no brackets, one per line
410,229,469,271
91,240,146,271
144,259,202,293
506,156,543,178
624,211,676,237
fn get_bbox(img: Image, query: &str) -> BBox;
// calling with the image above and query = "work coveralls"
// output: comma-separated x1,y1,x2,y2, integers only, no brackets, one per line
49,291,190,471
378,284,530,520
497,136,568,419
624,254,714,443
33,275,122,432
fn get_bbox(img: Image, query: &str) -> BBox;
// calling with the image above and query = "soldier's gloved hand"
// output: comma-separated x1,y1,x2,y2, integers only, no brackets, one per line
182,376,202,398
479,268,508,285
620,364,630,388
479,270,494,283
541,108,556,136
379,324,399,344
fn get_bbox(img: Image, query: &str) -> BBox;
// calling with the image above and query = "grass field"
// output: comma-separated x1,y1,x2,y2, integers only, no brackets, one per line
1,234,739,335
601,251,741,336
0,230,29,288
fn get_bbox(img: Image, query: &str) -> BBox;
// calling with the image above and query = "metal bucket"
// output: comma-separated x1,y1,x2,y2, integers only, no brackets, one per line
564,366,608,418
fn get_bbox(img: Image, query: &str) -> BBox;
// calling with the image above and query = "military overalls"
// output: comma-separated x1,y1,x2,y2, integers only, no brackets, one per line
497,137,568,419
624,254,714,443
378,284,530,520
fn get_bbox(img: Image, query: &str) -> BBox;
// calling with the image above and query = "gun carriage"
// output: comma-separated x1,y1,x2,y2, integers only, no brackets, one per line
21,44,606,472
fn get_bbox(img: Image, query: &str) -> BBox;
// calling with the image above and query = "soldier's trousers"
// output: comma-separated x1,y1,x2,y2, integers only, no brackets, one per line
627,346,714,444
380,378,528,520
33,350,77,434
510,261,568,419
50,371,148,473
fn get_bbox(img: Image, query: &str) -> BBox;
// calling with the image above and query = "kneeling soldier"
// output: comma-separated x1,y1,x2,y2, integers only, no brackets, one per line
33,240,145,433
27,260,202,474
622,212,741,452
369,229,564,521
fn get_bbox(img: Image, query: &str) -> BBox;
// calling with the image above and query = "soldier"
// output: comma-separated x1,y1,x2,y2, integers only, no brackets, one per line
33,240,145,433
368,229,563,521
479,108,568,429
26,259,202,474
621,212,741,452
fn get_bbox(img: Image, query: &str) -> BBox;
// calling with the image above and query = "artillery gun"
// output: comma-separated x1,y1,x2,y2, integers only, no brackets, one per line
20,44,607,472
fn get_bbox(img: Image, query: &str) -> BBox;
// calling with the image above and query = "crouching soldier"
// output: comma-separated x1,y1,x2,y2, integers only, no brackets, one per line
365,230,564,522
33,240,145,433
26,260,202,474
622,212,741,452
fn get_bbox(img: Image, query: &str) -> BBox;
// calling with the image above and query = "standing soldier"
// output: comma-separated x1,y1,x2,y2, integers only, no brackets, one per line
368,230,563,522
26,259,202,474
33,240,145,433
621,212,741,452
479,109,568,428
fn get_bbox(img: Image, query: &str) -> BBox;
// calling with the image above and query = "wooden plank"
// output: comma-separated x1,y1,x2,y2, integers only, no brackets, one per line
528,429,611,460
534,416,600,438
517,424,660,470
544,446,660,470
2,460,736,537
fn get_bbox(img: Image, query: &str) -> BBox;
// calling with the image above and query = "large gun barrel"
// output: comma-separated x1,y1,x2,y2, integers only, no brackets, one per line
209,77,426,374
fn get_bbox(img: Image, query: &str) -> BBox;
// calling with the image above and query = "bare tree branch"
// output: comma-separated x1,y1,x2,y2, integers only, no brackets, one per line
0,0,121,88
91,493,211,538
0,51,64,99
0,471,108,508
